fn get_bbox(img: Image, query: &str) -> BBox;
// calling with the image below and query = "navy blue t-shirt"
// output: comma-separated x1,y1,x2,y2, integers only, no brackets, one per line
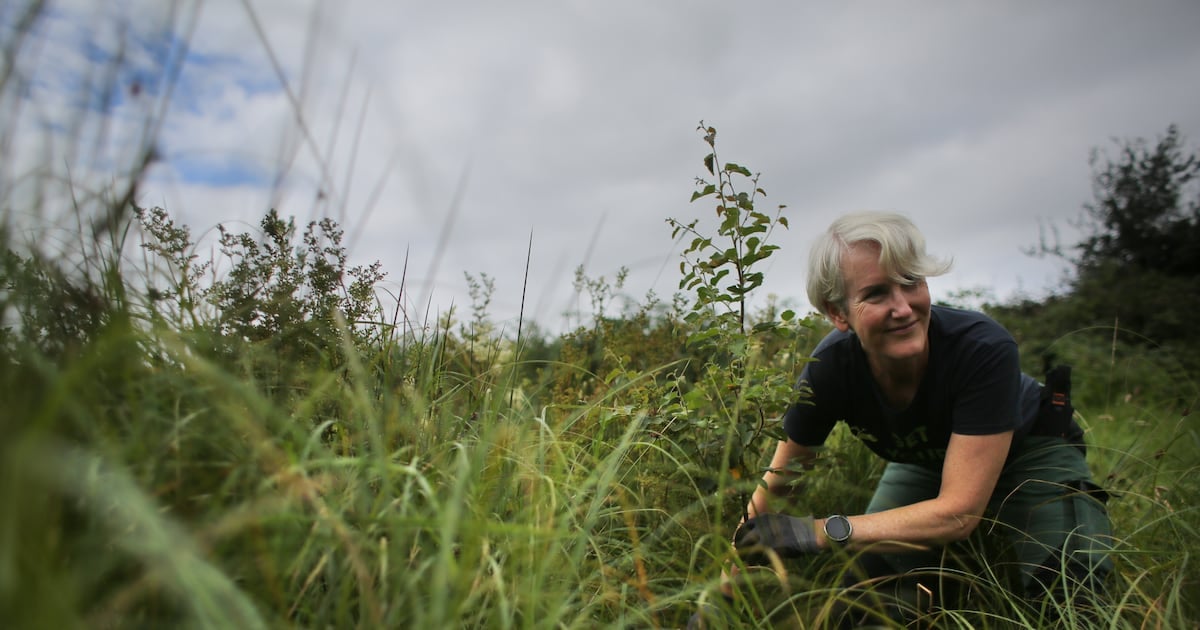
783,306,1041,469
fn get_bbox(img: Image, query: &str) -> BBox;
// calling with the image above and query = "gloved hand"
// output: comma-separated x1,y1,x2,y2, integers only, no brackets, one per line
733,513,820,563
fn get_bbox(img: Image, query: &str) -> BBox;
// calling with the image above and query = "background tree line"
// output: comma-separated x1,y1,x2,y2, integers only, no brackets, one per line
990,124,1200,391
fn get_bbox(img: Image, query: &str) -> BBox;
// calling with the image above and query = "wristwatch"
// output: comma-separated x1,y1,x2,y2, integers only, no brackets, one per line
823,514,853,544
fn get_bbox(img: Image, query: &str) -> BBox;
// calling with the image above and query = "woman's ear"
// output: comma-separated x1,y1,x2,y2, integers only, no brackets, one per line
825,302,850,332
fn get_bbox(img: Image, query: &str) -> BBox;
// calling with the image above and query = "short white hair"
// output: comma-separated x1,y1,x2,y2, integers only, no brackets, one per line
806,211,952,314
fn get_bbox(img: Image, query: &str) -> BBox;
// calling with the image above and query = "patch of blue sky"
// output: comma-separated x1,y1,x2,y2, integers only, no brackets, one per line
28,17,154,115
170,49,280,115
183,41,290,99
171,153,274,188
13,3,285,186
234,71,282,97
24,3,279,119
82,24,194,107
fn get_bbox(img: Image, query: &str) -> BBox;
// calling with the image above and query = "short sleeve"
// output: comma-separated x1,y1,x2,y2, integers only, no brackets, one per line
950,337,1023,435
782,360,839,447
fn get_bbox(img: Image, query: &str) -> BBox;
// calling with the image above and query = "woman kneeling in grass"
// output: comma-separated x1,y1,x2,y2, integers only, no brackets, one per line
726,212,1113,624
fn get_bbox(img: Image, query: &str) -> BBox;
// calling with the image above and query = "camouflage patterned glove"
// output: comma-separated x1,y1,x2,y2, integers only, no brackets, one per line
733,514,820,562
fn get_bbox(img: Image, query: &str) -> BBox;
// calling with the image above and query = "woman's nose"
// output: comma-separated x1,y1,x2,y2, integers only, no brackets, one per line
889,287,913,318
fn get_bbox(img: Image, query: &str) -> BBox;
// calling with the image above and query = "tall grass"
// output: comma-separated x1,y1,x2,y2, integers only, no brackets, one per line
0,281,700,627
5,268,1197,628
2,3,1198,628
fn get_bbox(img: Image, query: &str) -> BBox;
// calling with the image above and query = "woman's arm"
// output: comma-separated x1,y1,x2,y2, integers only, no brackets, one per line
815,431,1012,552
745,437,817,518
722,437,816,596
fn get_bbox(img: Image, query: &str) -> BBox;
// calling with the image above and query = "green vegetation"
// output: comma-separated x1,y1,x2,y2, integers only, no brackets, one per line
2,6,1197,627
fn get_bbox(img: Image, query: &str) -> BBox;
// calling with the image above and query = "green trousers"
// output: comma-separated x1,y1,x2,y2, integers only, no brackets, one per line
861,436,1114,603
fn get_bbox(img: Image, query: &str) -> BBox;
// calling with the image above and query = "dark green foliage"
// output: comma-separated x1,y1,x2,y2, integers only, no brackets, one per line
137,205,211,328
1010,125,1200,378
1072,126,1200,366
1077,124,1199,275
2,247,115,360
207,208,385,364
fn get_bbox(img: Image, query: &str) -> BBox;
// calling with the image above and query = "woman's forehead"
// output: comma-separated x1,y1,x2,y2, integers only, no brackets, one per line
843,241,905,286
843,243,886,278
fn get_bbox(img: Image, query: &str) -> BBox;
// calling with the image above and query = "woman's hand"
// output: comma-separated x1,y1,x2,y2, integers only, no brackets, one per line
734,514,821,561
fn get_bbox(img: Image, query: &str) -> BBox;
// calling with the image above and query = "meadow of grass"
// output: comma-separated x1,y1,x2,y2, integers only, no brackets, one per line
2,5,1198,628
2,196,1197,629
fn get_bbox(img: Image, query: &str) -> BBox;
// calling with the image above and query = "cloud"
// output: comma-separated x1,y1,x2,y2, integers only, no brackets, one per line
7,0,1200,333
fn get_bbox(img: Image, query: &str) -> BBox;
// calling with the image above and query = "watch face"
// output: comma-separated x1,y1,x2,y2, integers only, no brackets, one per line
825,515,851,542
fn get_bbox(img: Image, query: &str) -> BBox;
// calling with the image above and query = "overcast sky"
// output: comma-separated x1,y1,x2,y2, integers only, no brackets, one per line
7,0,1200,334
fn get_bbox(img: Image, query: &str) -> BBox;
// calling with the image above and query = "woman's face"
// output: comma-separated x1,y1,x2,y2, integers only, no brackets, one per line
827,241,931,366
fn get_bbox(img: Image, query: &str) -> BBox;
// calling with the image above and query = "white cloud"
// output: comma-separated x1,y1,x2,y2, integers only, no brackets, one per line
7,0,1200,332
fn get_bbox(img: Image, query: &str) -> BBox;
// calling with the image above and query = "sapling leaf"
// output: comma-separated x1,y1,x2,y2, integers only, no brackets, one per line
744,224,767,235
752,321,777,333
724,163,752,177
689,184,716,201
